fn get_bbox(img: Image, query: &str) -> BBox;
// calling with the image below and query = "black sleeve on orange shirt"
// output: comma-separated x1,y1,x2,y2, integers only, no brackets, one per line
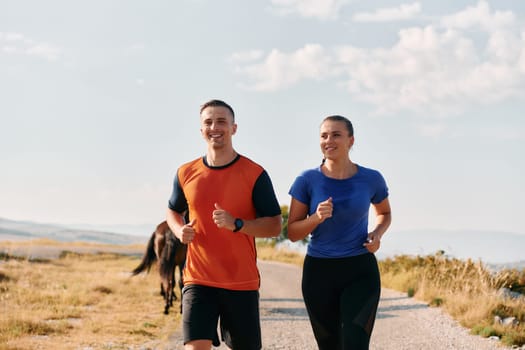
168,171,188,214
252,170,282,217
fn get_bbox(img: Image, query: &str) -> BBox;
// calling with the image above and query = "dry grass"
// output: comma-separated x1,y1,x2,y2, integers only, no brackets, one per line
256,239,304,266
0,239,303,350
0,245,181,350
379,252,525,347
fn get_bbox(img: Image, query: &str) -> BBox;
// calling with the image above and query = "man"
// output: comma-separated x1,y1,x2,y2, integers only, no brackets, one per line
167,99,282,350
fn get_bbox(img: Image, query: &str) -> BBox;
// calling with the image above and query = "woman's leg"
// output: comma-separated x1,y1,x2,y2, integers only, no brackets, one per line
302,255,342,350
340,253,381,350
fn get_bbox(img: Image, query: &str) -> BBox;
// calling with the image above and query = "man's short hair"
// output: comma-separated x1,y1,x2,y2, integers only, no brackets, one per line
200,99,235,121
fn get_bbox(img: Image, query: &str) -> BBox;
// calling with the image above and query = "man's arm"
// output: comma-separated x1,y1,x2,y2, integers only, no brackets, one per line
239,214,282,238
167,208,196,244
212,204,281,238
245,170,282,237
211,169,282,238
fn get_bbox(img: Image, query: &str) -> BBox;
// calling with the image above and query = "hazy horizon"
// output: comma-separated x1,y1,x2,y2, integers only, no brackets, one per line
1,216,522,266
3,215,524,238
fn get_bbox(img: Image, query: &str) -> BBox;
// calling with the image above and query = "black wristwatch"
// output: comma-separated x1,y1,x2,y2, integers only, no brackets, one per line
233,218,244,232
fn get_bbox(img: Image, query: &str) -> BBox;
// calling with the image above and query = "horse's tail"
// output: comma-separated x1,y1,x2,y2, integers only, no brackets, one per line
131,231,157,275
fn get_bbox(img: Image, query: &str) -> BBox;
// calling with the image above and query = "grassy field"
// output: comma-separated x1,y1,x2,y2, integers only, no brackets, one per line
379,252,525,347
1,239,524,348
0,240,181,350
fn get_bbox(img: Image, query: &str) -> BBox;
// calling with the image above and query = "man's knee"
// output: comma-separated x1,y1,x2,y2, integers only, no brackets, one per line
184,339,213,350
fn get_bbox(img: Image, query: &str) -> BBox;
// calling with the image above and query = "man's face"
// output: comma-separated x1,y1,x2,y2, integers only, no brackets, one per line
200,106,237,149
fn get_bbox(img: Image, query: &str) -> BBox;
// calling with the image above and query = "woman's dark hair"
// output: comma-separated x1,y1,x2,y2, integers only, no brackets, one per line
322,115,353,136
200,99,235,121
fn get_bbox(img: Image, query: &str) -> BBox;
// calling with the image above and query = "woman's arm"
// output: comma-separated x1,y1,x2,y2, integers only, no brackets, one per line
364,198,392,253
287,197,332,242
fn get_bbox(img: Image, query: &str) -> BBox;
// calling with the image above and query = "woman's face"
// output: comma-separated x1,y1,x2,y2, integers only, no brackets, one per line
319,120,354,160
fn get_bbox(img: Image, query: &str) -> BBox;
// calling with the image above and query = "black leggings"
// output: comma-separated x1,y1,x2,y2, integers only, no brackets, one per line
302,253,381,350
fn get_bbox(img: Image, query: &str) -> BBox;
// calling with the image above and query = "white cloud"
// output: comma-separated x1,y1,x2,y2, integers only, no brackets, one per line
232,44,333,91
441,0,515,32
270,0,349,20
338,23,524,115
2,46,17,54
0,32,61,61
2,32,25,41
25,43,61,61
485,30,522,63
233,2,525,115
352,2,421,23
520,32,525,73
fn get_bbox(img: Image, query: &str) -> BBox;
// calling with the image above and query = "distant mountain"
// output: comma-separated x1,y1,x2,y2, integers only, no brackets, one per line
64,222,156,237
0,217,146,245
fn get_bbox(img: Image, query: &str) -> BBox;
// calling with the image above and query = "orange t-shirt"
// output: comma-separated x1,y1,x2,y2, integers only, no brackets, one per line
177,156,265,290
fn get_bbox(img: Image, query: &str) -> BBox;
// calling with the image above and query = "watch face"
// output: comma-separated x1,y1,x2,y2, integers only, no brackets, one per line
234,218,243,232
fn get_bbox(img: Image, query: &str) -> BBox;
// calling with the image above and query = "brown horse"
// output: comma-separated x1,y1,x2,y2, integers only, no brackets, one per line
132,221,187,314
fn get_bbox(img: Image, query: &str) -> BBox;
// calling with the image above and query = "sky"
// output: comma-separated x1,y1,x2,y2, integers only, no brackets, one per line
1,0,524,236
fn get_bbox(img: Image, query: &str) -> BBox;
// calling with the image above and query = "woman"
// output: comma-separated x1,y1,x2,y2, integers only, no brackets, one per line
288,115,391,350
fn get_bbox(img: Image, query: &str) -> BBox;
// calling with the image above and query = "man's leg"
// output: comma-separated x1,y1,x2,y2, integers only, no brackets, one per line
182,285,221,349
219,289,262,350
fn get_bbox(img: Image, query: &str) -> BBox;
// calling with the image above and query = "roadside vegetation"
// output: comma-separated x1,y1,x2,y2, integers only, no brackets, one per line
0,242,181,350
1,237,524,348
379,251,525,347
256,240,304,266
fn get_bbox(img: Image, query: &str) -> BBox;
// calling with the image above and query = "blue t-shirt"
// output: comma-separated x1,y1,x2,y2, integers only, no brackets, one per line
288,164,388,258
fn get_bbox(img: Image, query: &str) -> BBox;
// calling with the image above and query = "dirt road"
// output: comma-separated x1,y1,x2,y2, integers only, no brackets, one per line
168,260,508,350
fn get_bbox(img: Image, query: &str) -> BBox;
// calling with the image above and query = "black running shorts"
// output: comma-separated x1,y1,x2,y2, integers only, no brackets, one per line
182,284,261,350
